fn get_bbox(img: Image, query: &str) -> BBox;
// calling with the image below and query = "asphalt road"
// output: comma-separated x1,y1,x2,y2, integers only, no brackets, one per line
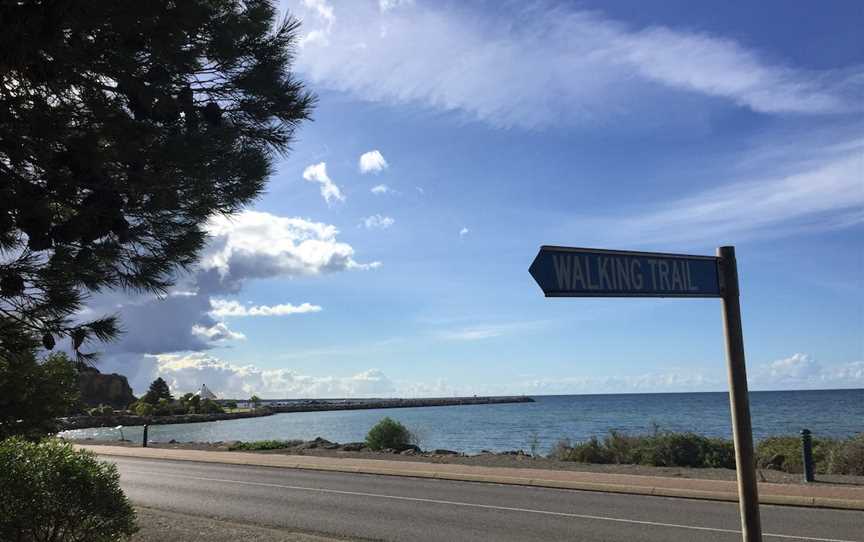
109,456,863,542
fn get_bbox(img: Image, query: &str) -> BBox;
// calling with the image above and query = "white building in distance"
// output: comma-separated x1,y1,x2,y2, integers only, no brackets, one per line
196,384,217,400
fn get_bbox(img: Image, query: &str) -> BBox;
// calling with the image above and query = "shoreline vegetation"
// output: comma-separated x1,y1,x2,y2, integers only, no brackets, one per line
58,396,534,430
70,427,864,480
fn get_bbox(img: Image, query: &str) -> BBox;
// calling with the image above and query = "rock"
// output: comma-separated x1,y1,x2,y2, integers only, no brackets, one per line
396,444,421,453
433,449,458,455
400,449,417,455
340,442,367,452
78,368,136,409
169,439,178,444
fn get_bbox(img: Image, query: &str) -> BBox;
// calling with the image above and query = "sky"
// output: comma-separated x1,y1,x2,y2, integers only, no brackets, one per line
94,0,863,398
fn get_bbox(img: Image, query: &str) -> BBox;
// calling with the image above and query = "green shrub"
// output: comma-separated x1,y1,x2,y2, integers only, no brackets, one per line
554,431,736,469
0,438,137,542
228,439,302,451
563,436,614,464
132,401,154,416
87,404,115,416
366,417,412,451
199,398,225,414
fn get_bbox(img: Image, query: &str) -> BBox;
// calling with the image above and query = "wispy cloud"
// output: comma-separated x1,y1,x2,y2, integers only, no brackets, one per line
371,184,391,194
210,299,322,317
567,142,864,246
359,149,389,174
459,227,469,238
289,1,863,128
302,162,345,205
361,214,395,229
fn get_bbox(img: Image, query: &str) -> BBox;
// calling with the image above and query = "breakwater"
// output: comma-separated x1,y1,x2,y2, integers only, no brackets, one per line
267,395,534,413
58,396,534,430
58,409,273,430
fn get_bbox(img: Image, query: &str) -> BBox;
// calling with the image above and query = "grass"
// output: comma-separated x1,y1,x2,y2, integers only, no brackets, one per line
222,407,253,414
552,431,864,474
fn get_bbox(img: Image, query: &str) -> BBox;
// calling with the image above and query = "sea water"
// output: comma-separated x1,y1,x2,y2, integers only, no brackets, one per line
61,389,864,454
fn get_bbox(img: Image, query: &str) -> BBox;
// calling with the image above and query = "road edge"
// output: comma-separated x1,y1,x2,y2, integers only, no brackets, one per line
83,446,864,511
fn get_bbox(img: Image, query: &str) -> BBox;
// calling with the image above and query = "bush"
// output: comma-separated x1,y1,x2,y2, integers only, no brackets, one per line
132,401,154,416
199,398,225,414
0,438,137,541
229,440,303,451
88,404,115,416
553,431,736,469
366,417,412,451
824,434,864,475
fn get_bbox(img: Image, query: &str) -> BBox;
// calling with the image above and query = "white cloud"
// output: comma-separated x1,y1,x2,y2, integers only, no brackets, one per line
203,210,379,287
84,210,376,358
439,327,502,341
359,150,389,174
191,322,246,342
379,0,413,12
361,214,395,229
289,2,863,128
302,162,345,205
210,299,322,317
371,184,391,194
459,227,469,237
109,352,398,398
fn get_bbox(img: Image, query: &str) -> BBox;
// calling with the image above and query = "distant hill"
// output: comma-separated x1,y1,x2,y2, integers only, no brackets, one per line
78,367,136,409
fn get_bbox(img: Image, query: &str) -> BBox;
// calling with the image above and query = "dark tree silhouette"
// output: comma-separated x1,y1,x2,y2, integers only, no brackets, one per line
0,0,314,360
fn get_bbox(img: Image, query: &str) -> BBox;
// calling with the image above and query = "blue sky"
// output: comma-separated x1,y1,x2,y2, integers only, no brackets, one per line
99,0,863,397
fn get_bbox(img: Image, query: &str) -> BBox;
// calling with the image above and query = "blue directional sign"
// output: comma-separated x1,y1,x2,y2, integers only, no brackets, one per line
529,246,721,298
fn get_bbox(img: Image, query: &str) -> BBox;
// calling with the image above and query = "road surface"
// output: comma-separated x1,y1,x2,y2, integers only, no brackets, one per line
110,456,862,542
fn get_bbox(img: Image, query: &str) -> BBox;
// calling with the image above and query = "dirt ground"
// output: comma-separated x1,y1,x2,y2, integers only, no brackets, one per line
74,438,864,487
132,506,354,542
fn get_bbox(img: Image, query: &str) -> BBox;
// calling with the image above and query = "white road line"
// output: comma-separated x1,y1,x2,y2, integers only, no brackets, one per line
121,469,859,542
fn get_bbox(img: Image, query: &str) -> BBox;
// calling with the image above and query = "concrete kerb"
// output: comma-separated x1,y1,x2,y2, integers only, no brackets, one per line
79,445,864,512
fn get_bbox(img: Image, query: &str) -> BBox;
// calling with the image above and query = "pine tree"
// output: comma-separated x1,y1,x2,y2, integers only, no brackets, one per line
0,1,314,361
143,377,172,404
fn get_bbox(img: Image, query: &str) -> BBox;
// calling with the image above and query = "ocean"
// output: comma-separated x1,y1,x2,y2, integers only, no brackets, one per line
61,389,864,454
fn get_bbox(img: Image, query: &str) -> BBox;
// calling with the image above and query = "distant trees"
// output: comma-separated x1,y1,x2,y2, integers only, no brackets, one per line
0,1,314,361
249,395,262,409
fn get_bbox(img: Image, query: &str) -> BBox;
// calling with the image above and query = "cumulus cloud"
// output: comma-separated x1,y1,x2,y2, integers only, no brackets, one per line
203,211,379,288
361,214,395,229
302,162,345,205
359,150,389,174
101,352,398,398
289,1,863,128
210,299,322,317
459,227,469,237
371,184,391,194
87,210,377,361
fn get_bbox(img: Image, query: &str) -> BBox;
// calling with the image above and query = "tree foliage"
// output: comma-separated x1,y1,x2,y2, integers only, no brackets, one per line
142,376,172,404
0,0,314,360
0,438,138,541
0,351,79,440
